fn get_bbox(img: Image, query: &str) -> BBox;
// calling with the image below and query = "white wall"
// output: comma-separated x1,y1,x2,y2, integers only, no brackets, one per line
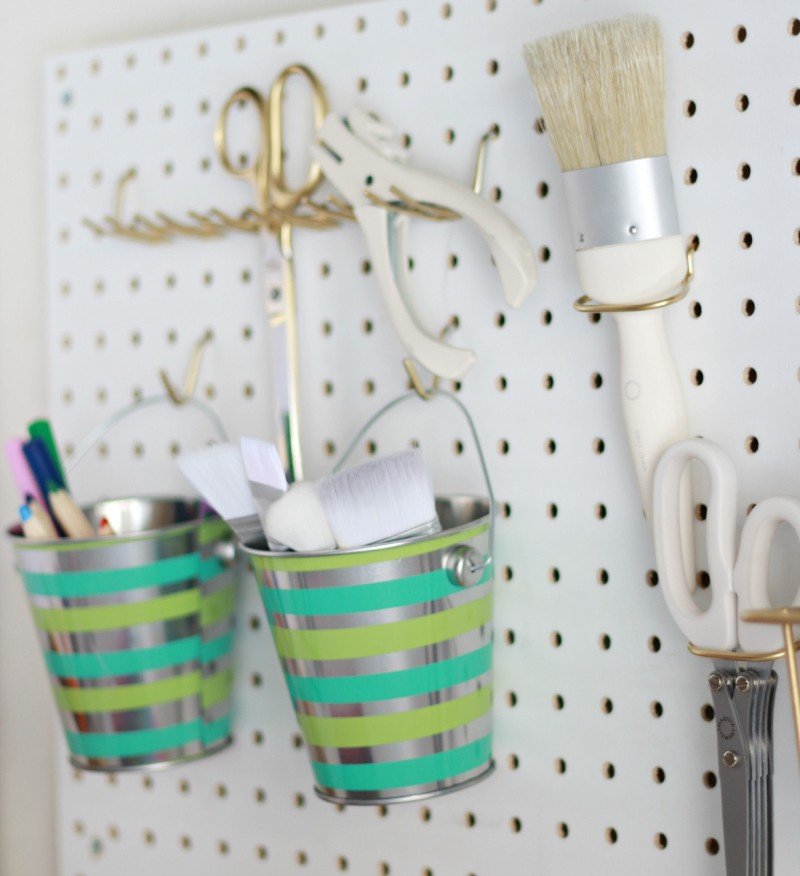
0,2,351,872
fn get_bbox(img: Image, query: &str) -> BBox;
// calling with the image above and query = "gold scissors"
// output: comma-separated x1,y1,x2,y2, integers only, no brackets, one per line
214,65,329,482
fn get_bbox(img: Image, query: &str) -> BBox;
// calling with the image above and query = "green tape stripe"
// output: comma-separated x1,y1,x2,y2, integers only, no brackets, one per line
202,668,233,709
272,594,491,661
262,567,489,617
297,685,492,748
22,554,224,597
251,523,489,572
201,584,236,626
32,581,235,634
287,644,492,704
33,588,199,633
312,733,492,792
54,671,201,713
66,713,231,759
43,631,234,679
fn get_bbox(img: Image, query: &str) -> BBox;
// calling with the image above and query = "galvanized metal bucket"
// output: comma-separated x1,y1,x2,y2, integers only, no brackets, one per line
8,498,237,771
243,390,496,804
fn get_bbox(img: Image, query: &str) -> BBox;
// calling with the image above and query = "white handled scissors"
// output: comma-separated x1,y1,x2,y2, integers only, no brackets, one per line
654,438,800,876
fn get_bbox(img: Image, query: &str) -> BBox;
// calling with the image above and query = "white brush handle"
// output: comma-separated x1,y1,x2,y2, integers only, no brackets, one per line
615,311,692,536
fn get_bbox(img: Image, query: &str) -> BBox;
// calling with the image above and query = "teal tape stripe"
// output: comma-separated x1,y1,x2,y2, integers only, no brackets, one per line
22,554,224,598
66,712,232,759
261,568,490,617
44,632,234,680
286,645,492,704
311,734,492,792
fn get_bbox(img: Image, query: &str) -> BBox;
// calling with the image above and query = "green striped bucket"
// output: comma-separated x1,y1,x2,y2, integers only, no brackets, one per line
244,495,494,804
8,497,237,771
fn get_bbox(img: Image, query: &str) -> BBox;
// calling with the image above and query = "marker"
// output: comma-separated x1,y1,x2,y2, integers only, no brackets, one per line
5,438,46,507
28,419,68,488
20,502,57,540
46,482,95,539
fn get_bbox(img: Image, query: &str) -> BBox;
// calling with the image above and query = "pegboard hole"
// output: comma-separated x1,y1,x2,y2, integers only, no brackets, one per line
379,864,390,876
494,312,506,328
605,828,619,845
534,116,547,134
695,503,708,521
743,367,758,385
556,823,569,839
442,65,454,81
143,830,156,846
508,754,520,770
542,373,554,390
739,231,753,249
654,834,668,850
253,730,265,746
503,628,515,645
651,700,664,718
648,636,662,653
590,372,603,389
592,438,605,455
745,435,760,453
742,298,756,316
357,77,369,93
790,18,800,36
398,71,411,87
419,807,432,823
602,762,615,780
554,758,566,774
440,3,452,18
502,565,514,581
653,767,666,784
690,300,702,318
337,856,350,871
487,59,500,76
701,704,715,722
464,812,476,828
180,835,192,850
505,691,518,708
680,31,695,49
596,569,609,585
594,503,607,520
736,94,750,112
256,845,268,860
498,439,510,455
691,369,704,386
541,309,553,326
552,694,564,711
550,631,562,648
738,162,751,180
684,167,698,185
696,570,711,590
496,376,508,392
296,851,308,866
548,567,560,583
646,569,659,587
600,697,614,714
706,838,720,856
733,25,747,43
444,128,456,144
792,88,800,106
599,634,611,651
683,99,697,117
544,438,556,455
703,771,718,789
510,817,522,834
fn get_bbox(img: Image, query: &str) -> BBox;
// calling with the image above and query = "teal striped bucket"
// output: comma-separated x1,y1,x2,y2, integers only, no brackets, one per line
8,497,237,771
244,495,494,804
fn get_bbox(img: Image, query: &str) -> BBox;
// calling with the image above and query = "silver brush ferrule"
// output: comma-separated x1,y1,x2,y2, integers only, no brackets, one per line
562,156,680,251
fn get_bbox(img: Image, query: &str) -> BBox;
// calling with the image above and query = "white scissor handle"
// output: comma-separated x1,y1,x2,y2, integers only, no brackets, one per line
653,438,739,651
735,496,800,652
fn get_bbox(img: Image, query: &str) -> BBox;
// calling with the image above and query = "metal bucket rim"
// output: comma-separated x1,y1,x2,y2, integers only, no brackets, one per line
6,494,208,548
241,493,491,560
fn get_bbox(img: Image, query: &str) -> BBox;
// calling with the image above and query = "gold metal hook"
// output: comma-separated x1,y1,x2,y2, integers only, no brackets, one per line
159,330,214,406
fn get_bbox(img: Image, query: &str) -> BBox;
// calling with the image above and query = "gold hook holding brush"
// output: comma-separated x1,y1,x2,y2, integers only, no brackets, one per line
159,330,214,406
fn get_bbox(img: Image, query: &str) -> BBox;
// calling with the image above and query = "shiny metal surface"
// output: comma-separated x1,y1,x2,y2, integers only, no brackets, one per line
69,735,232,774
8,498,237,772
246,495,494,803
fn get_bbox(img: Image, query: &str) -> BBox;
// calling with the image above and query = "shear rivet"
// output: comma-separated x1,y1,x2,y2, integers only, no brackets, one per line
735,675,751,693
722,750,740,768
628,224,639,236
708,673,725,692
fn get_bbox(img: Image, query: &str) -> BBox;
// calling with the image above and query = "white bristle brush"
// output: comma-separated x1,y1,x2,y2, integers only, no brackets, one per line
240,437,289,535
525,16,694,584
318,449,439,549
178,443,264,544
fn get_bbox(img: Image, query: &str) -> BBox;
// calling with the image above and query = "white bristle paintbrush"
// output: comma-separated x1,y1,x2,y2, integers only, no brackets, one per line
240,437,289,535
178,443,264,544
525,16,694,582
265,449,439,552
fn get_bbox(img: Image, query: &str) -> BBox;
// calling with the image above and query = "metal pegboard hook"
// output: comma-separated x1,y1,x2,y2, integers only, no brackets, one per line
159,329,214,406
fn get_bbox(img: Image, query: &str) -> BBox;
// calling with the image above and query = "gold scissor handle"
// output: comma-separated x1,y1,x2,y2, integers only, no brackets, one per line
267,64,329,212
214,86,269,196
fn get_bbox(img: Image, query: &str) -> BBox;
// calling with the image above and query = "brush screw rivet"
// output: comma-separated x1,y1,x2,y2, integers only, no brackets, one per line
709,673,725,692
722,750,740,768
445,546,484,588
735,675,751,693
628,224,639,236
578,233,586,244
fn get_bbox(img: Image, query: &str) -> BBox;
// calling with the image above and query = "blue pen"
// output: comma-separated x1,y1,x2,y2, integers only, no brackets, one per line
22,438,65,517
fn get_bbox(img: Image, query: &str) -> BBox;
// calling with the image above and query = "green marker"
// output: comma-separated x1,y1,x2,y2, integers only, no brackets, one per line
28,419,68,489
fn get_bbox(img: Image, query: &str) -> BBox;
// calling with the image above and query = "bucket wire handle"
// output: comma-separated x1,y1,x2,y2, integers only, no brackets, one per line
67,394,229,476
333,389,495,574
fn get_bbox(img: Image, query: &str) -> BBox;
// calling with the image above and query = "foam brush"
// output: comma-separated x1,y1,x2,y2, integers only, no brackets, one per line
178,443,263,545
265,481,336,553
525,16,694,580
240,436,288,535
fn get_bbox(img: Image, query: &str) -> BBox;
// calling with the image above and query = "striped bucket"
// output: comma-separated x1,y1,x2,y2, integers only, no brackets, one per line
8,497,237,771
244,495,494,804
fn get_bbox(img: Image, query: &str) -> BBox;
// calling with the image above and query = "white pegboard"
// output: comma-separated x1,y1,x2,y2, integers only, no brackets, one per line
43,1,800,874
